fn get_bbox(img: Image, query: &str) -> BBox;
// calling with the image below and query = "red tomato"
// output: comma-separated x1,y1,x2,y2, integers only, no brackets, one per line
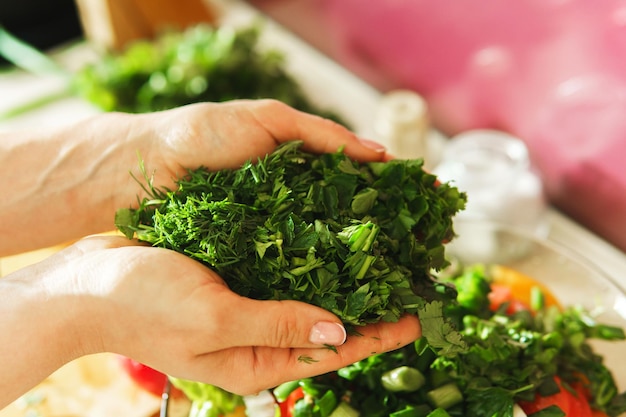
488,283,530,314
118,356,182,398
519,377,572,416
569,382,593,417
491,269,600,417
519,375,598,417
278,387,305,417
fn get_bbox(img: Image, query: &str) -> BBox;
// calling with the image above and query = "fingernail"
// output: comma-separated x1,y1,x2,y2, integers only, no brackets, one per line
309,322,347,345
359,138,386,153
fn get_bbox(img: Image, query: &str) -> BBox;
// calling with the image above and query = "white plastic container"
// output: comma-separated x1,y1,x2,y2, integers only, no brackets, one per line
374,89,430,162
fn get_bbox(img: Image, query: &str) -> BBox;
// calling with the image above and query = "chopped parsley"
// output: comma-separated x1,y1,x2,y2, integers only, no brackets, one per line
116,140,466,331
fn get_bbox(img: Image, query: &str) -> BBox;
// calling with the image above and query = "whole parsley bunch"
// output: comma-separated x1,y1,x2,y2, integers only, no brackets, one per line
116,141,466,326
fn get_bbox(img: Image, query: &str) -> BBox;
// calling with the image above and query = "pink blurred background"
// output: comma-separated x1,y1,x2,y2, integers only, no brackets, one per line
251,0,626,252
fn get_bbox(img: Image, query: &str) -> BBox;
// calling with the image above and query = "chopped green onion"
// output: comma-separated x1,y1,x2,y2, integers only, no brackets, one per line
328,402,359,417
381,366,426,392
315,390,338,417
530,286,545,311
390,405,432,417
426,383,463,410
425,408,451,417
272,380,300,402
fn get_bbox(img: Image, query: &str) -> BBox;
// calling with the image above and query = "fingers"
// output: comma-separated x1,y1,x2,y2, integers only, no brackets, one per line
201,314,422,395
199,293,420,395
218,296,348,349
283,314,422,377
246,99,388,162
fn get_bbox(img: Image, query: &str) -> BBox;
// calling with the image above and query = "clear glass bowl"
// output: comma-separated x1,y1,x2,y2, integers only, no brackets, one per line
445,220,626,391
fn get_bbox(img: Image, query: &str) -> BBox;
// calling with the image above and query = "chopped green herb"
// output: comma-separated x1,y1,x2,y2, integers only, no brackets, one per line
298,355,319,364
116,141,466,330
324,344,339,353
116,141,470,416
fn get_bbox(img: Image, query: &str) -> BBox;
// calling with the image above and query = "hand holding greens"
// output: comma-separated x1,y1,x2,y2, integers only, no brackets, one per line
115,141,466,327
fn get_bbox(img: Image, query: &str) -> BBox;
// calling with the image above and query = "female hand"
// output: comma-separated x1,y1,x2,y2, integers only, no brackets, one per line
135,99,388,195
1,99,388,255
0,235,420,404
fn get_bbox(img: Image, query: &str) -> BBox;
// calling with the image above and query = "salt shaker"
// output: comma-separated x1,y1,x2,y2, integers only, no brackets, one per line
374,89,431,164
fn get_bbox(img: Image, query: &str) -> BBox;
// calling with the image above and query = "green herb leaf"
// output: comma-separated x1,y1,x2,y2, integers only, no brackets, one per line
117,141,466,329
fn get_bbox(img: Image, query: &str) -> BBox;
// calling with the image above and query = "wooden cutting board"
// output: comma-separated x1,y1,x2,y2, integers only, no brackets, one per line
74,0,219,51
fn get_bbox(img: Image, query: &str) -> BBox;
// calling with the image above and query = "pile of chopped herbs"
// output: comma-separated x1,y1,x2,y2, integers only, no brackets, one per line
74,24,345,123
273,264,626,417
116,141,466,327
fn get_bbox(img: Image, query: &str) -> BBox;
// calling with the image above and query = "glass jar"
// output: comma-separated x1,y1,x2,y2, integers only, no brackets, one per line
433,129,549,261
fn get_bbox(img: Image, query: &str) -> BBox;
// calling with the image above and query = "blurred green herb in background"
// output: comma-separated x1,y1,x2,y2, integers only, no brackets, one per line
74,24,346,123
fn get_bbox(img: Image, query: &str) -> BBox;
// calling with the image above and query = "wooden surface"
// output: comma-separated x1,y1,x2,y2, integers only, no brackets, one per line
74,0,217,51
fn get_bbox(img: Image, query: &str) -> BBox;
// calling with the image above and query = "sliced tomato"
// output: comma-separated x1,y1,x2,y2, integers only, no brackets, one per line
568,382,593,417
278,386,305,417
117,356,183,398
519,377,572,416
488,283,530,314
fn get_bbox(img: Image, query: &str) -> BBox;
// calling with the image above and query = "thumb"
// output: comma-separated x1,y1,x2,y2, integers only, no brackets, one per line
224,295,347,349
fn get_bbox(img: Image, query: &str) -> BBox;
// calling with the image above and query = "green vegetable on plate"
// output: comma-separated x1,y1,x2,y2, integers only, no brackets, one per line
274,265,626,417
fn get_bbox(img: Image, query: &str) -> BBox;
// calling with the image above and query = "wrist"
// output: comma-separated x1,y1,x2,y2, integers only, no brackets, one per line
77,111,156,212
13,262,100,357
0,259,99,404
